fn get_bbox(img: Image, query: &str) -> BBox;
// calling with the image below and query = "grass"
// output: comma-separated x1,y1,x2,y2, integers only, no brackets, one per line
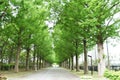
69,69,109,80
0,70,36,78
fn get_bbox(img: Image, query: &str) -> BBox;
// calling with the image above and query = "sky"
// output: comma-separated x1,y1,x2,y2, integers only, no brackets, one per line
78,37,120,66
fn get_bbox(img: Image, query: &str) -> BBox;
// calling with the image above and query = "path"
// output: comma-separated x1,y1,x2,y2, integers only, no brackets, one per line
8,67,80,80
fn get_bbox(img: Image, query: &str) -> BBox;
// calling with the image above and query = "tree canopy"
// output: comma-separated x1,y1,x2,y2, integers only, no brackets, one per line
0,0,120,76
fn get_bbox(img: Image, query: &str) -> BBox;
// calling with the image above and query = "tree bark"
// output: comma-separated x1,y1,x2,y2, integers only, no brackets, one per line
68,58,71,69
15,44,21,72
37,54,39,70
75,53,79,71
33,45,36,70
41,59,43,68
63,61,65,68
39,57,41,69
0,46,3,70
71,55,74,70
42,60,45,68
106,40,110,69
75,40,79,71
25,47,30,71
66,60,68,68
14,28,23,72
83,39,88,74
8,47,13,64
97,35,106,76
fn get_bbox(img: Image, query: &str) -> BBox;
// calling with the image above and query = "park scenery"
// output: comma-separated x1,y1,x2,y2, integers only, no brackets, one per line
0,0,120,80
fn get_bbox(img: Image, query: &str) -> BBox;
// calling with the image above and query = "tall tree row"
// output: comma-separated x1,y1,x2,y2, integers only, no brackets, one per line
52,0,120,76
0,0,53,72
0,0,120,77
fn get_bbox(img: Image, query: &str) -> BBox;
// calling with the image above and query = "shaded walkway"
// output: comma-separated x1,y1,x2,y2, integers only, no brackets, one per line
8,67,80,80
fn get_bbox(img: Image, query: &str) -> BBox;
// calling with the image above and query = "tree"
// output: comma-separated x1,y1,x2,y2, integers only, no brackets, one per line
53,0,120,76
55,0,90,73
85,0,120,76
5,0,51,72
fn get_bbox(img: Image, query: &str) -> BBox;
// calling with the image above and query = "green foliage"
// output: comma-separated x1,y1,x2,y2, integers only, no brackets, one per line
0,0,12,27
1,64,14,70
0,0,120,72
104,70,120,80
51,0,120,75
0,0,53,71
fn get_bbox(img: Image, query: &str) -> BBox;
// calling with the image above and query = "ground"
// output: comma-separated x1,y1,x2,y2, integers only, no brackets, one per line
7,68,80,80
1,67,109,80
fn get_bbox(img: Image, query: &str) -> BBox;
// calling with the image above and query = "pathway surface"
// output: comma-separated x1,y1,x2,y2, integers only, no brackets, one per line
8,67,80,80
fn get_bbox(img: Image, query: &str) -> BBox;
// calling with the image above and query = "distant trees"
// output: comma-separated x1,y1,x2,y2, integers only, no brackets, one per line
0,0,120,77
0,0,53,72
52,0,120,76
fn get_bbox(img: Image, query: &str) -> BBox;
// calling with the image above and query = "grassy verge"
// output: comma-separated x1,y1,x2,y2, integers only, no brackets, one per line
0,70,37,78
69,69,109,80
104,70,120,80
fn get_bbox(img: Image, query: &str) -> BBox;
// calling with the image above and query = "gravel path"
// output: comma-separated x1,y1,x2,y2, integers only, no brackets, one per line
8,68,80,80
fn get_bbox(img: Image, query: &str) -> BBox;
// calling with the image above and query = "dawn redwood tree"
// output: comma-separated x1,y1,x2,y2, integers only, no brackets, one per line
31,21,53,69
0,0,120,76
53,24,84,71
8,0,50,72
53,0,120,76
85,0,120,76
0,0,53,72
53,28,73,64
55,0,91,73
0,1,12,69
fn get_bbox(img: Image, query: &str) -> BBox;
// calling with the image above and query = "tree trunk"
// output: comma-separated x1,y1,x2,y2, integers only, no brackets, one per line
63,61,65,68
15,44,21,72
61,62,63,67
15,28,22,72
26,47,30,71
83,39,88,74
41,59,43,68
43,60,45,68
75,40,79,71
8,47,13,64
0,46,3,70
39,57,41,69
65,61,67,68
66,60,68,68
37,55,39,70
75,53,79,71
106,40,110,69
33,45,36,70
68,58,71,69
1,50,4,70
71,55,74,70
97,35,106,76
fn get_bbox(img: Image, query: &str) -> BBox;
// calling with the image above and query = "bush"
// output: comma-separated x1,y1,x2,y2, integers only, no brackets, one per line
1,64,14,70
104,70,120,80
